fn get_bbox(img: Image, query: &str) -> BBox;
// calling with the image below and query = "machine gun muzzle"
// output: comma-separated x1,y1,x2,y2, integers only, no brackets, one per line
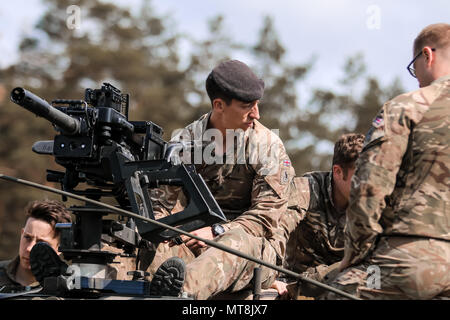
11,87,80,135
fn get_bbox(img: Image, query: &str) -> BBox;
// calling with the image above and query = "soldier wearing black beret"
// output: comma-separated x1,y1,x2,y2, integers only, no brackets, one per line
206,59,265,103
141,59,297,300
205,59,265,134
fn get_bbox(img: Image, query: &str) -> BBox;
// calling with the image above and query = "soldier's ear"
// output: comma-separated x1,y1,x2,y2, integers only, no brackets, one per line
332,164,343,180
212,98,224,113
423,47,435,67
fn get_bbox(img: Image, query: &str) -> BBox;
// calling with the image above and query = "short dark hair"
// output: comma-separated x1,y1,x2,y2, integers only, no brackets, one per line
205,73,233,106
25,200,72,237
332,133,364,178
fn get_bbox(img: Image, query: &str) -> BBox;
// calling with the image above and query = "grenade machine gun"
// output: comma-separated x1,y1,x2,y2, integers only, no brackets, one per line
9,83,226,298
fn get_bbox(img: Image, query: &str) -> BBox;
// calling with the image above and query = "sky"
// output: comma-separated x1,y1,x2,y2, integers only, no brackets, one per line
0,0,449,96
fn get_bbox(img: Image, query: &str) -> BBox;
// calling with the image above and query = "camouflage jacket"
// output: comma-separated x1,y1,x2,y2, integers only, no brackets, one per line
281,171,346,273
1,257,44,293
150,112,296,259
344,74,450,266
0,257,19,290
0,256,39,293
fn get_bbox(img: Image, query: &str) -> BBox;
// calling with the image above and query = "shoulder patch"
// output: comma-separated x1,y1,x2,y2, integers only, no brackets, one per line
283,159,291,167
363,111,387,150
281,169,290,185
372,115,384,128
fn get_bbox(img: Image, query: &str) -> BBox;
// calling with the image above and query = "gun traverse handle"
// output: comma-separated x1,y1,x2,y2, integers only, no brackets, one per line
11,87,80,135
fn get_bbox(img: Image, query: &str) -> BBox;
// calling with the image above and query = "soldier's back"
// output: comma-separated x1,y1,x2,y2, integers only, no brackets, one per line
380,75,450,240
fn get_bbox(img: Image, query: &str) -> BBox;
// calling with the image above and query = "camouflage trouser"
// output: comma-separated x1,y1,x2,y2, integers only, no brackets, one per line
322,237,450,300
283,262,341,299
183,226,279,300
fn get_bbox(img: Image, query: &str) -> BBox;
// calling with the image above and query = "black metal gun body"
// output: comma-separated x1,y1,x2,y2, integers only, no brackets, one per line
11,87,81,135
10,83,226,253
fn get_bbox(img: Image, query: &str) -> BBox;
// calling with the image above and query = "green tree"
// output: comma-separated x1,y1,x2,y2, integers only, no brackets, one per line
0,1,404,259
249,16,313,172
304,53,404,171
0,0,191,259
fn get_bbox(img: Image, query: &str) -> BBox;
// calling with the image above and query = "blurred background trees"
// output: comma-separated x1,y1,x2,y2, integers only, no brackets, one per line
0,0,403,259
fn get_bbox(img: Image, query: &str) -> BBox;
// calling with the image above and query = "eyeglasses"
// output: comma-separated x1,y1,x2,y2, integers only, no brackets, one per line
407,48,436,78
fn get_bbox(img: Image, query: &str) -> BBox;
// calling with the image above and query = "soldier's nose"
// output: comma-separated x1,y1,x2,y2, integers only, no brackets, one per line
26,241,36,253
249,104,260,120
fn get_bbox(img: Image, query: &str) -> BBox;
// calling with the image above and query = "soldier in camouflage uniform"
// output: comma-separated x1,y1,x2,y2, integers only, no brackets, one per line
272,133,364,298
322,23,450,299
0,200,71,293
142,60,298,299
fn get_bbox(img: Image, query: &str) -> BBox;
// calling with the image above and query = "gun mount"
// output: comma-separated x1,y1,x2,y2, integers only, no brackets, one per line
9,83,226,298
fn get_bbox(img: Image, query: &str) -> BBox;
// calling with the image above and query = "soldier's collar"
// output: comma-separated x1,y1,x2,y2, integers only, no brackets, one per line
327,172,335,208
431,74,450,85
200,112,213,134
5,256,20,284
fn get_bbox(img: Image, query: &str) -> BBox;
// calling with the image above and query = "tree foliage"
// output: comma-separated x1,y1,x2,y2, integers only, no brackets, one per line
0,0,403,259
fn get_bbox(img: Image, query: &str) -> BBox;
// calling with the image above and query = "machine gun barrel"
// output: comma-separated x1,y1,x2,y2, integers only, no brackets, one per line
11,87,80,135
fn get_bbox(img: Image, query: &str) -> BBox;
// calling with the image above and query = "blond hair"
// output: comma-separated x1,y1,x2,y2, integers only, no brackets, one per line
414,23,450,55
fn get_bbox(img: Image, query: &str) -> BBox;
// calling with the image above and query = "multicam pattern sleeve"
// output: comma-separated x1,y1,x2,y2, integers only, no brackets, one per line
147,115,207,219
148,114,296,245
343,100,407,265
222,127,296,241
344,75,450,266
284,172,346,273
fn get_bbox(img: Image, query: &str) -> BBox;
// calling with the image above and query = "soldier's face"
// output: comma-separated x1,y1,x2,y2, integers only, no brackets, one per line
341,166,356,201
221,99,260,131
333,164,356,202
18,217,59,271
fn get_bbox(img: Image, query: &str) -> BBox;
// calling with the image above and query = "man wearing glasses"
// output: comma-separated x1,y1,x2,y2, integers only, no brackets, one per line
322,23,450,299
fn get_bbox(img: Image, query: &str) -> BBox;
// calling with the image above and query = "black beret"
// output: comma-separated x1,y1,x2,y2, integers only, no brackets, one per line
208,60,265,102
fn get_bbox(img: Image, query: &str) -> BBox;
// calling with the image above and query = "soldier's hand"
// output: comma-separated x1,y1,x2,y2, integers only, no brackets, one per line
169,226,214,250
184,226,214,250
270,280,288,296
